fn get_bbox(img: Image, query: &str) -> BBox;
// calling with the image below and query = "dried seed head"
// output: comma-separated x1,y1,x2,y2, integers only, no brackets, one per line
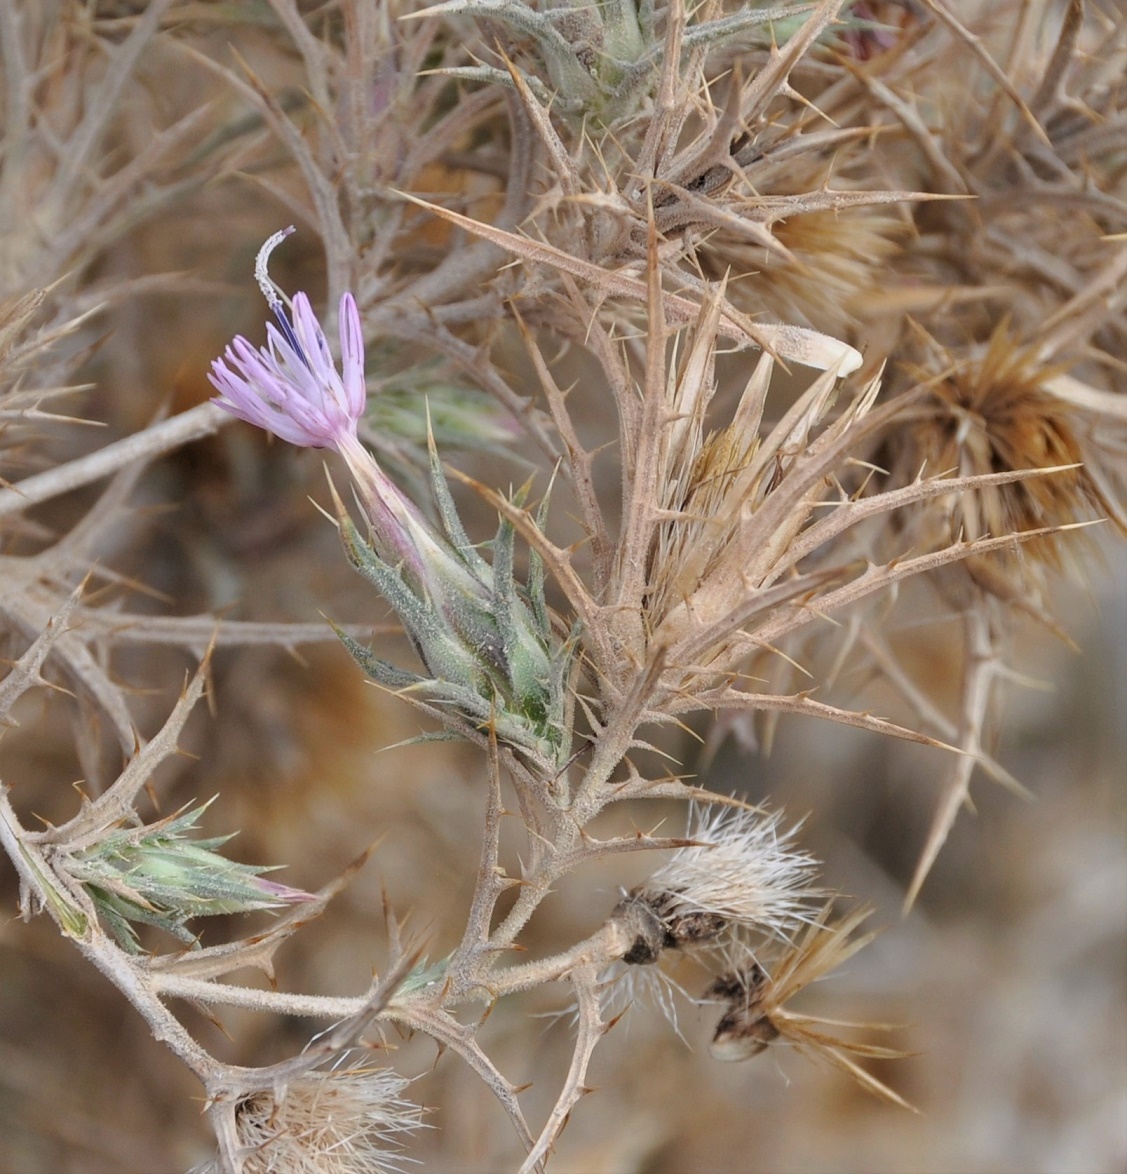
612,892,669,966
601,803,821,1041
703,207,903,334
218,1067,423,1174
704,905,913,1108
639,803,822,949
612,887,732,963
893,322,1115,584
707,963,780,1061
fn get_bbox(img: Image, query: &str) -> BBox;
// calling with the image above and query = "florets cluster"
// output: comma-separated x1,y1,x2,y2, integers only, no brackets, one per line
210,227,366,450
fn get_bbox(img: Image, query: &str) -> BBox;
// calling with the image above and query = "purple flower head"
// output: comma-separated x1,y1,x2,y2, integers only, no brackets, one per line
209,227,366,449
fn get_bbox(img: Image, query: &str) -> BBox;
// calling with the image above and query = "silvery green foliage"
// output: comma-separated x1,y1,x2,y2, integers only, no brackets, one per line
421,0,649,115
63,802,314,953
423,0,813,120
336,453,573,771
365,375,522,465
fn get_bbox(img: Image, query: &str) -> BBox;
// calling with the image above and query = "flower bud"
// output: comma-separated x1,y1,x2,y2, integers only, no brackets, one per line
65,802,315,953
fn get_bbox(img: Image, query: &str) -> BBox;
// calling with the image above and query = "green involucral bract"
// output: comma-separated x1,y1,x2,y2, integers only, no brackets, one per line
336,448,572,770
64,803,312,954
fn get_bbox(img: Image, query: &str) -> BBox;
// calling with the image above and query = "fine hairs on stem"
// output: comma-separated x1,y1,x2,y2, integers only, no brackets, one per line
0,2,1123,1170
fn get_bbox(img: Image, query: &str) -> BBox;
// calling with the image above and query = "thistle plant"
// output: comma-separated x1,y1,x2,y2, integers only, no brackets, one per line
0,2,1123,1171
210,229,572,770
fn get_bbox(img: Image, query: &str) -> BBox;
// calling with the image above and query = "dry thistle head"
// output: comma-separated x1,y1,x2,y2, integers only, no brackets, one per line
619,803,822,960
706,904,912,1109
643,338,880,665
204,1066,423,1174
702,207,905,335
602,802,823,1033
600,820,905,1106
891,321,1114,585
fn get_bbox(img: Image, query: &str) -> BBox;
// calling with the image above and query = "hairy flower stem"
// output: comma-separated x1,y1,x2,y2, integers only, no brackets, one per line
485,923,634,998
473,705,655,957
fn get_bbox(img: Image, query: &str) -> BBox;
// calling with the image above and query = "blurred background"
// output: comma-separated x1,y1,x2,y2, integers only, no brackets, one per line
0,3,1124,1171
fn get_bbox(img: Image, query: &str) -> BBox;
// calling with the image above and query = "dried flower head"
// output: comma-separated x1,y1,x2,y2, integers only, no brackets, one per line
706,904,912,1108
636,803,821,949
221,1066,423,1174
702,207,903,334
601,803,822,1033
893,321,1115,585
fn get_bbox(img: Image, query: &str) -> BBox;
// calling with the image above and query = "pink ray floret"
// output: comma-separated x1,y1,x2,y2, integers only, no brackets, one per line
209,237,365,450
207,230,448,585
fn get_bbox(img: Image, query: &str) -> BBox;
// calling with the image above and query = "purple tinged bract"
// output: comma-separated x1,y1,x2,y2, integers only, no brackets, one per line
251,876,318,905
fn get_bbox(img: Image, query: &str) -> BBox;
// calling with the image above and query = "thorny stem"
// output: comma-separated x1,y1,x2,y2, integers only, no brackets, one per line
390,1001,540,1164
904,606,1000,910
3,784,409,1174
447,733,515,984
485,735,632,956
147,974,374,1019
0,401,229,518
480,922,634,1000
476,722,650,980
520,964,604,1174
35,658,211,848
0,791,216,1083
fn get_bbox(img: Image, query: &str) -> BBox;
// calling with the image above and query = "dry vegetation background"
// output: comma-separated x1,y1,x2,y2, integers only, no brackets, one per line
0,1,1124,1171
